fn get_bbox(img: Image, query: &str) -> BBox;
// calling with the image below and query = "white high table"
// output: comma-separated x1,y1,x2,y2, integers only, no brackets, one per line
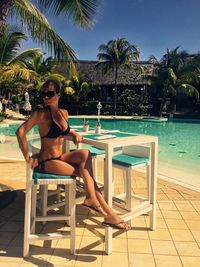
76,132,159,255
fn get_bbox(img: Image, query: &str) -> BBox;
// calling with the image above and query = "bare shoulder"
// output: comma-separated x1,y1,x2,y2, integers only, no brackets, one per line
60,108,69,119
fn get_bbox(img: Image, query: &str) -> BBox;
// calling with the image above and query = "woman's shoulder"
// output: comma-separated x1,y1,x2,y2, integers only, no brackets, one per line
32,108,47,120
59,108,69,118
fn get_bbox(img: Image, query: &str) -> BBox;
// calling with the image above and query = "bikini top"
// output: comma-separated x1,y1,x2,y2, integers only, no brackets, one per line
41,110,70,139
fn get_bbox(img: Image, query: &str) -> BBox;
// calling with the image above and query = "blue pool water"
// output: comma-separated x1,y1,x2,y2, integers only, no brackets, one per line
1,119,200,188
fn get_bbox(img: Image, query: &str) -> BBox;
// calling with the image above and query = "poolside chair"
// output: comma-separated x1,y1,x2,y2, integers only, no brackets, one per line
112,145,151,224
23,163,76,257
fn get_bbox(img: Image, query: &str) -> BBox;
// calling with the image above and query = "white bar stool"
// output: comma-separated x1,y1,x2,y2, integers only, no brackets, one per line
23,164,76,257
112,145,154,227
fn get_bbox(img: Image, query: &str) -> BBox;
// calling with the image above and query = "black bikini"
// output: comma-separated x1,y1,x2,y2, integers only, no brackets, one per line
36,110,71,173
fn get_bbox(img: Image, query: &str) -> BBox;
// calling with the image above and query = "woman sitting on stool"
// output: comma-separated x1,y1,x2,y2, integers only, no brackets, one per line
16,79,130,230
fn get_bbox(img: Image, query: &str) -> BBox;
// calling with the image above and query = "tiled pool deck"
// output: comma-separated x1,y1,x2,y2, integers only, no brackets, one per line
0,161,200,267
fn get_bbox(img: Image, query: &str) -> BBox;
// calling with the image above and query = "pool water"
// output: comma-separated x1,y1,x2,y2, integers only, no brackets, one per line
1,119,200,189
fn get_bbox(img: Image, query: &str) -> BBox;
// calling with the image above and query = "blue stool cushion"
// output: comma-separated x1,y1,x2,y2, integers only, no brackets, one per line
89,146,122,156
112,154,148,167
89,146,105,156
33,172,76,185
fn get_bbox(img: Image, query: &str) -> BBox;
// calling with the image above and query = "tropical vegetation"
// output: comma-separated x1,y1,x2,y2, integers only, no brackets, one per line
0,0,101,60
149,47,200,117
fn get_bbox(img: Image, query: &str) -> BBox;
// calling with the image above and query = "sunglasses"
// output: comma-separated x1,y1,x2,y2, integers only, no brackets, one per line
41,91,57,98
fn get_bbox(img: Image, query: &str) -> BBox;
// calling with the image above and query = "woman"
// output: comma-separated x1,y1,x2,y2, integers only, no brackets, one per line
16,79,130,230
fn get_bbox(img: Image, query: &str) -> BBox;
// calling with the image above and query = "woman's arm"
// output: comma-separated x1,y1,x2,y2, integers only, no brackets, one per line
16,111,40,162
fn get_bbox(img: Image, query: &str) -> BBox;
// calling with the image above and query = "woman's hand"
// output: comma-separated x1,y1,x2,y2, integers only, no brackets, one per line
26,156,38,169
73,133,84,145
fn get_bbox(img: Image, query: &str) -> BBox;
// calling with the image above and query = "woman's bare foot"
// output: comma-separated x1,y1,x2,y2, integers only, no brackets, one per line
83,198,107,216
103,214,131,230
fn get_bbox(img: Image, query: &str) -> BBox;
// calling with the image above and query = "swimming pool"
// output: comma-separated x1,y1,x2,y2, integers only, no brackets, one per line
1,119,200,190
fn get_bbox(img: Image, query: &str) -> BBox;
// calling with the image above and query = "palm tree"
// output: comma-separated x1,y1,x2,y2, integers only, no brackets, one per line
0,25,43,96
149,47,199,117
97,38,140,115
0,0,101,60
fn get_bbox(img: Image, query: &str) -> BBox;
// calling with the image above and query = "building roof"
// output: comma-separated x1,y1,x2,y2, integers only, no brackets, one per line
56,60,156,86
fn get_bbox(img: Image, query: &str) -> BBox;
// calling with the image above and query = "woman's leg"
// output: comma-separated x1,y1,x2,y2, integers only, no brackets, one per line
61,149,130,229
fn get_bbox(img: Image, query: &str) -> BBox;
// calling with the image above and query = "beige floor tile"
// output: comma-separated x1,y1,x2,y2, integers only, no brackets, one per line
191,230,200,242
148,228,172,240
159,202,177,211
154,255,183,267
175,203,195,211
129,253,155,267
128,239,152,253
190,201,200,204
0,262,21,267
180,211,200,220
79,236,104,252
155,210,164,219
9,233,24,247
167,194,184,200
131,216,147,227
185,220,200,230
21,264,47,267
181,256,200,267
0,246,23,263
165,219,188,229
83,226,104,238
0,221,23,232
112,228,127,239
102,252,129,267
151,240,177,255
192,204,200,211
170,229,195,241
31,239,58,249
175,241,200,256
0,232,17,245
75,253,102,267
23,247,54,265
127,229,149,239
56,236,82,250
49,250,77,266
156,218,168,228
157,194,169,200
162,211,182,219
112,237,128,252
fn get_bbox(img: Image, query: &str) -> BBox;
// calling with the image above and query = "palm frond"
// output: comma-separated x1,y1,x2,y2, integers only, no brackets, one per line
0,25,26,65
8,48,43,66
12,0,77,60
37,0,101,29
0,65,37,81
177,84,199,99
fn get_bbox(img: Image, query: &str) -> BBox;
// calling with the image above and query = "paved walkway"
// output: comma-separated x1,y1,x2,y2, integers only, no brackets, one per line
0,161,200,267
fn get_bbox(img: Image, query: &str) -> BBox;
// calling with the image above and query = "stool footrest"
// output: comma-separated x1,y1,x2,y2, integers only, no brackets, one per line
46,201,65,211
28,233,71,241
35,215,70,222
121,202,152,221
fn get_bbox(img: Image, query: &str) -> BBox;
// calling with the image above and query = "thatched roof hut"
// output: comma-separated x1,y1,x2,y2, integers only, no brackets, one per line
56,60,156,86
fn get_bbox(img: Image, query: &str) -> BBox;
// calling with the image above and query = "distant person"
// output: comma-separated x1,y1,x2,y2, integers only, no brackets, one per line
16,79,130,230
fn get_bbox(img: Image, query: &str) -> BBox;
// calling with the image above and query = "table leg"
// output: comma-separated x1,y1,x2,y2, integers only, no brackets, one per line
150,139,158,230
104,146,113,255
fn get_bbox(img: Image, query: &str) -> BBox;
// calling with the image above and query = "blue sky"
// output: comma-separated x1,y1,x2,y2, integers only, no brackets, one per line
14,0,200,61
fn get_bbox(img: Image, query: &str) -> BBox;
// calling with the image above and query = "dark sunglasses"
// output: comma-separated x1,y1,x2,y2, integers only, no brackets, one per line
41,91,57,98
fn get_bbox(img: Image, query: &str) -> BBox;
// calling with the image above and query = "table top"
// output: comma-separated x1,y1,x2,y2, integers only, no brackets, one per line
80,131,158,149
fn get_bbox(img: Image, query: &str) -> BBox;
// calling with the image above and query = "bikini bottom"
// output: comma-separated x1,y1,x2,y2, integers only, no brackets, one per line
34,156,62,173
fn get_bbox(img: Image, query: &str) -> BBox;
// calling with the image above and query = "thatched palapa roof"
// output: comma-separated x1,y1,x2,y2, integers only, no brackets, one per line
56,60,156,86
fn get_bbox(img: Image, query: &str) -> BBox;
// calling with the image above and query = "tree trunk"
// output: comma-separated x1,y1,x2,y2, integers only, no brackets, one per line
113,66,118,116
0,0,11,37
